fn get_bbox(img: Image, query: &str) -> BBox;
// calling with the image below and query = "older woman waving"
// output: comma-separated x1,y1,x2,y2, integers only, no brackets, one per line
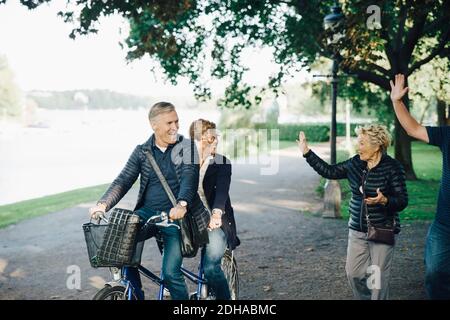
298,124,408,300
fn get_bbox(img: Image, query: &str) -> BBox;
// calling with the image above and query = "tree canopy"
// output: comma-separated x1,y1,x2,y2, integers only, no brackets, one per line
3,0,449,178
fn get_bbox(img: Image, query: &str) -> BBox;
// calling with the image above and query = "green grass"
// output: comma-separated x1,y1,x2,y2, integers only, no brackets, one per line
391,142,442,221
317,141,442,221
0,184,110,228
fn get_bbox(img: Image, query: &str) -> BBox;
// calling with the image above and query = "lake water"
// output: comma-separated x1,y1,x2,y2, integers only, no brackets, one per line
0,108,220,205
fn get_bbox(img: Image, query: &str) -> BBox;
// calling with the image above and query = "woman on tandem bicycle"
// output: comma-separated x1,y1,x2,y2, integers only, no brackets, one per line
189,119,240,300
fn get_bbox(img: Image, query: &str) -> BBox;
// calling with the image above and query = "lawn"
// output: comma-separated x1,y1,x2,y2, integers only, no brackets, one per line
0,184,110,228
317,141,442,221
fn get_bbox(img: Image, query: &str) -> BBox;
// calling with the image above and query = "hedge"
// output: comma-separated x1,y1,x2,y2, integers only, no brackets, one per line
254,122,359,142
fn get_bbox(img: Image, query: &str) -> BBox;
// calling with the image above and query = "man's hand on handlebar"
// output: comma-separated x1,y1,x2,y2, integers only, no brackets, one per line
89,203,107,220
169,204,187,220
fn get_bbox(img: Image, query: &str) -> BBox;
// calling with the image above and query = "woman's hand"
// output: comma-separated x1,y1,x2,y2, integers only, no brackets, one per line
365,188,388,206
390,74,409,102
208,212,222,230
297,131,310,155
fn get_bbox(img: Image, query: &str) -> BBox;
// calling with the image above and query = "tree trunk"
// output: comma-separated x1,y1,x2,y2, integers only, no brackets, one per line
447,104,450,125
419,102,431,125
437,98,446,126
395,94,417,180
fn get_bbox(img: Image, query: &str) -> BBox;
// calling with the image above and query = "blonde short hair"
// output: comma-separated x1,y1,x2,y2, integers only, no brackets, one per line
189,119,217,141
355,124,391,153
148,102,175,122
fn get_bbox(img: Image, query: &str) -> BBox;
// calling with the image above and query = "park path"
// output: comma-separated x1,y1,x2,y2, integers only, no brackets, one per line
0,144,429,299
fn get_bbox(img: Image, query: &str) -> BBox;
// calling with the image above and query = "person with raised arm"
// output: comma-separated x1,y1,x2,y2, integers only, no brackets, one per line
390,74,450,299
298,124,408,300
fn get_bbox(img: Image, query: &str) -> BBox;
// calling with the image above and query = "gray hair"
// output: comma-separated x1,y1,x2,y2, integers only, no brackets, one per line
355,124,392,153
148,102,175,122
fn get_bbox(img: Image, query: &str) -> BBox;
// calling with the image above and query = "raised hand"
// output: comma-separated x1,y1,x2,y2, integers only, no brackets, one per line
390,74,409,102
297,131,310,155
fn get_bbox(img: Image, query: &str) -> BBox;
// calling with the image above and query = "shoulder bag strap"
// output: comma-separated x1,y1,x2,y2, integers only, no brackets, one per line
361,169,371,226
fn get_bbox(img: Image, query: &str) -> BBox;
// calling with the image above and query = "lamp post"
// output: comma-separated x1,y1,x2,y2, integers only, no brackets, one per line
322,1,344,218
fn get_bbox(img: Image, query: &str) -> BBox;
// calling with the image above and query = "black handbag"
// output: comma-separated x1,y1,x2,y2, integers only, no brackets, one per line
366,222,395,246
144,150,199,258
177,210,199,258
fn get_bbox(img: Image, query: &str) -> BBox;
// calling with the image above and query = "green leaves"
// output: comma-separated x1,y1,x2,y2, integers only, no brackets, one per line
9,0,450,112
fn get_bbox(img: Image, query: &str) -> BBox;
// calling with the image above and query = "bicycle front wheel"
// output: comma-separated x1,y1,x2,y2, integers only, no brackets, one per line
221,249,239,300
93,285,133,300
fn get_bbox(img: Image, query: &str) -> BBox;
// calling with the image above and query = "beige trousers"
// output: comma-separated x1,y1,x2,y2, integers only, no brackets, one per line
345,229,396,300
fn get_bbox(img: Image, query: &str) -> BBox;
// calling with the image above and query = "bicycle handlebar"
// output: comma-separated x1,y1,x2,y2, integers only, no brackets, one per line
142,211,180,230
91,211,108,223
91,211,180,230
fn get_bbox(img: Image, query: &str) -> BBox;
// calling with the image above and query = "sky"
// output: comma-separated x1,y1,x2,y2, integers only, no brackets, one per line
0,1,310,98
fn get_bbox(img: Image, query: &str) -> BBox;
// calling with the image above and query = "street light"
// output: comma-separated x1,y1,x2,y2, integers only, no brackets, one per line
323,2,345,47
322,1,344,218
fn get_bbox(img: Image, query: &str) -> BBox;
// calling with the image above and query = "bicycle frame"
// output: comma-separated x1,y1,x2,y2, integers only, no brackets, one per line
119,249,208,300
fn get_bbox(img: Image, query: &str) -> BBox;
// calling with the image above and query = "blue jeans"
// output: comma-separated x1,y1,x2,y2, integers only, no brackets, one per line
425,222,450,299
124,208,189,300
202,227,231,300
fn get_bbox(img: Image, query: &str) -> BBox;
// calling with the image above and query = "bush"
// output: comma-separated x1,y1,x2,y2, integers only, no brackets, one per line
254,122,358,142
336,123,359,137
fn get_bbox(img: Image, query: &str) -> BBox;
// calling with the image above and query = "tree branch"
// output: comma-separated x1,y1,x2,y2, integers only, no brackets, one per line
355,69,389,91
408,27,450,75
402,10,428,62
340,61,389,91
423,0,450,35
366,63,390,77
395,1,407,51
438,47,450,59
423,14,450,35
379,15,396,70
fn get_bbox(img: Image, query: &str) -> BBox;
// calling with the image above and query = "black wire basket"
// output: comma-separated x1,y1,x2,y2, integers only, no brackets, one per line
83,208,144,268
